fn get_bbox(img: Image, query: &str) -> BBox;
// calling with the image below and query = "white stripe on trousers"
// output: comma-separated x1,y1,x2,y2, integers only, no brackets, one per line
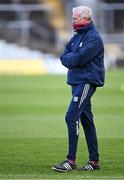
76,121,79,135
78,84,90,108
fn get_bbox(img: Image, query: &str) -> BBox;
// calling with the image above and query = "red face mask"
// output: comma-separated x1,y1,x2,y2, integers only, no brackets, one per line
73,19,90,30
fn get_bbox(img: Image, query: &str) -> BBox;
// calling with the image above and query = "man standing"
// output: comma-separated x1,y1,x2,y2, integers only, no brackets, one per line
52,6,105,172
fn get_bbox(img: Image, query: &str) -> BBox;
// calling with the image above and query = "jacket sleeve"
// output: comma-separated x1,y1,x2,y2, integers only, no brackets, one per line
77,36,102,66
60,35,78,69
63,34,76,54
60,35,102,69
60,51,79,69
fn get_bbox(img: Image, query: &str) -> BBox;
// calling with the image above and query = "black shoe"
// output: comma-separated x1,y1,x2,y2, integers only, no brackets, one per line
52,160,76,172
78,161,100,171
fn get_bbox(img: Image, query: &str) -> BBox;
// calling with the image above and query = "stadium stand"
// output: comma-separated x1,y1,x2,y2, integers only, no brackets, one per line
0,0,56,53
0,0,124,75
41,0,67,29
0,40,67,74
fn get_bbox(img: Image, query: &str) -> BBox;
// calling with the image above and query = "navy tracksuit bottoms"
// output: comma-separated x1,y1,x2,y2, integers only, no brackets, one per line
65,83,99,161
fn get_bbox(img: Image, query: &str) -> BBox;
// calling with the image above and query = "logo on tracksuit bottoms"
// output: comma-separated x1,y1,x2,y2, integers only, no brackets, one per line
73,96,78,102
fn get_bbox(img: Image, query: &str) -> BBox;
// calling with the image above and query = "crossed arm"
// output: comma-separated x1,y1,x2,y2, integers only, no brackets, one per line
60,36,102,69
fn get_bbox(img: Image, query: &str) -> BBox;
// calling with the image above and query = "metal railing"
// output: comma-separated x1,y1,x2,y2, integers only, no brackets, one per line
0,3,53,44
96,3,124,43
0,4,52,11
0,2,124,45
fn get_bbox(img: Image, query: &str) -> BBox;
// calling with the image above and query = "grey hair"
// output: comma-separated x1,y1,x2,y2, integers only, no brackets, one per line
72,6,92,19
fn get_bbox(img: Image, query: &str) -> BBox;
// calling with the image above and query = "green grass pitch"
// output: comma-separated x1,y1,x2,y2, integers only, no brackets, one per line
0,69,124,179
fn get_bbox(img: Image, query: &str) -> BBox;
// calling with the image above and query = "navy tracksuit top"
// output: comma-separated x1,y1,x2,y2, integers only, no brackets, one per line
60,22,105,87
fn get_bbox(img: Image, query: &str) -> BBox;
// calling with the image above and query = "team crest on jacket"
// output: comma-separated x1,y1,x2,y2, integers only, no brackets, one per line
79,42,83,47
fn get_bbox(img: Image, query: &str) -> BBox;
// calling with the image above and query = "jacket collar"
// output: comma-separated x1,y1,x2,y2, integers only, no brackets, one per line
76,22,95,34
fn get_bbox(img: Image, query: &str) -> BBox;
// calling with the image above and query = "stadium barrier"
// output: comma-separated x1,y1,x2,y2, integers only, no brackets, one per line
0,59,47,75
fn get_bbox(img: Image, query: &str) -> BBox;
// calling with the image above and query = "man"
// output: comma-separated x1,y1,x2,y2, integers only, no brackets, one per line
52,6,105,172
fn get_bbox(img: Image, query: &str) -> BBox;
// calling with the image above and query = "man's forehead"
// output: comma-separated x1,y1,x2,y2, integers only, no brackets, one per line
72,6,92,19
72,11,80,18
